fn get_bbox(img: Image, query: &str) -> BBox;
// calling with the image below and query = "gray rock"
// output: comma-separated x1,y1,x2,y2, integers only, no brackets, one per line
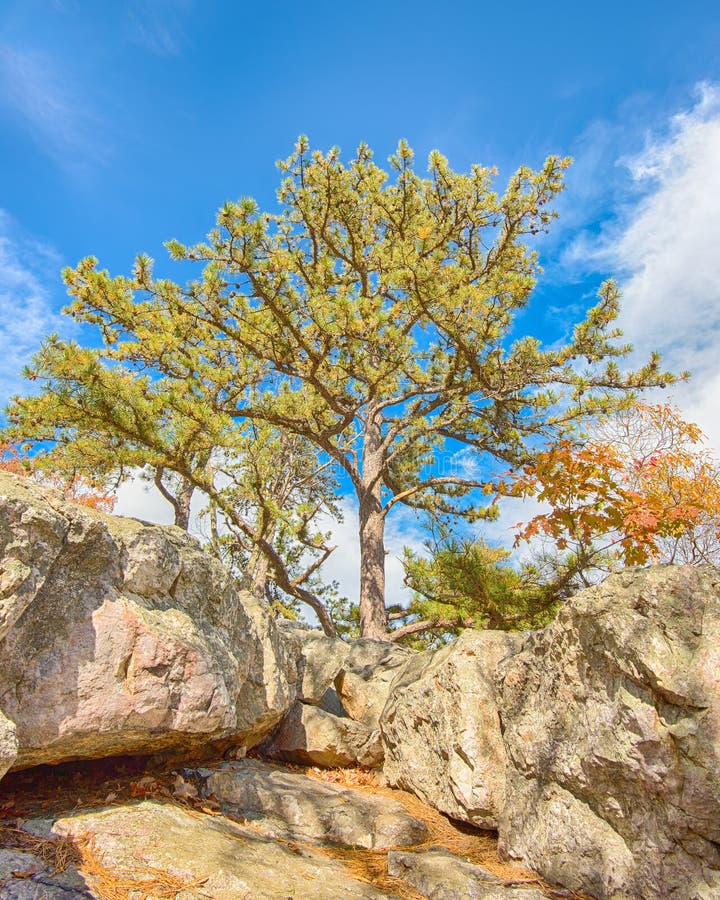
0,847,92,899
0,708,17,781
293,628,412,712
387,847,547,899
381,629,522,828
498,564,720,900
0,471,297,774
0,475,70,645
318,686,349,717
200,758,428,849
50,800,394,899
335,642,413,729
262,700,384,768
267,630,412,770
289,630,351,702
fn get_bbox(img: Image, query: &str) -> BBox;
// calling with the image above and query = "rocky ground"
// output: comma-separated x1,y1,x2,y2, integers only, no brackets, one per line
0,754,568,899
1,471,719,899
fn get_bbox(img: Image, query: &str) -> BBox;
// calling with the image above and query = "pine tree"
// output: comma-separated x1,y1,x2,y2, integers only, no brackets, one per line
5,139,675,638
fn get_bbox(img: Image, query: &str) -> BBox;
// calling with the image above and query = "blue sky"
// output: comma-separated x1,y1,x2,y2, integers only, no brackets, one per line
1,0,719,603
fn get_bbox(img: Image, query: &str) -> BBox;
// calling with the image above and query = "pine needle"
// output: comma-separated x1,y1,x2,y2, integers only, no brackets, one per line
74,833,210,900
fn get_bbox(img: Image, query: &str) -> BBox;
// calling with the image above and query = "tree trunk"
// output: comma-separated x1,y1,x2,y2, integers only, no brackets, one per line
173,476,194,531
358,405,389,640
154,468,193,531
251,553,271,597
359,496,388,639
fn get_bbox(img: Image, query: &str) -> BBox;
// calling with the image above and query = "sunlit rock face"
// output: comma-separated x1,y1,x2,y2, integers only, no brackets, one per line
0,471,297,773
380,629,522,829
497,564,720,900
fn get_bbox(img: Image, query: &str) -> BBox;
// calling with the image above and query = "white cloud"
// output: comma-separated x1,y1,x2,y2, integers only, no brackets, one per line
113,476,429,615
0,213,68,403
113,473,177,526
562,85,720,450
0,45,109,174
613,86,720,448
113,468,209,529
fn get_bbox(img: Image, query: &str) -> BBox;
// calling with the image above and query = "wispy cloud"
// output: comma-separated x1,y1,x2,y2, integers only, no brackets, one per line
613,86,720,448
127,0,193,57
0,45,109,174
0,212,69,403
560,84,720,449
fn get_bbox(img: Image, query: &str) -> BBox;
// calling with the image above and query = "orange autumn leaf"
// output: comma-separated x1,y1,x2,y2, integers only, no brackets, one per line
497,404,720,568
0,443,116,513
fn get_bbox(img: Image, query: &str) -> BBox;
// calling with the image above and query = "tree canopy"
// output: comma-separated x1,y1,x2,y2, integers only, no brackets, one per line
4,139,676,639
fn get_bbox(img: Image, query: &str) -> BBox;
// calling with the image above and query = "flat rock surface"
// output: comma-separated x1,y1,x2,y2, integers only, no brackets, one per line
0,754,550,900
388,847,548,899
200,758,428,849
49,800,394,899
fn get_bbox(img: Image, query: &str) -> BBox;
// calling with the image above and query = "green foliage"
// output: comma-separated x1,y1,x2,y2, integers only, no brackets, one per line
3,138,676,638
397,538,561,647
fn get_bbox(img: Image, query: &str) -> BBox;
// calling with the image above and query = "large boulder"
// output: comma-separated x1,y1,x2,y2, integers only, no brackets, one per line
270,627,413,768
0,472,297,773
286,626,413,714
380,629,522,828
335,641,413,729
497,565,720,900
261,700,384,768
280,626,353,703
199,758,428,849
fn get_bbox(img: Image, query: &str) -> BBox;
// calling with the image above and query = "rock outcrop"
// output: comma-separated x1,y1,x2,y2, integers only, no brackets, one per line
261,700,384,768
3,471,720,900
272,625,413,767
380,629,521,828
199,758,428,849
287,626,412,713
335,641,413,729
0,472,297,773
497,565,720,900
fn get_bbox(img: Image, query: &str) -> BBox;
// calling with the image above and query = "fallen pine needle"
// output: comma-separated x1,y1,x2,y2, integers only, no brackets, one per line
74,832,210,900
